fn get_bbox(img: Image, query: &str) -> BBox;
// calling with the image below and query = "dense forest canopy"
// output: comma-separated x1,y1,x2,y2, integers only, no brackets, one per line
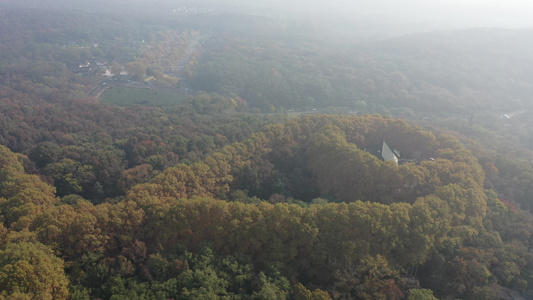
2,1,533,299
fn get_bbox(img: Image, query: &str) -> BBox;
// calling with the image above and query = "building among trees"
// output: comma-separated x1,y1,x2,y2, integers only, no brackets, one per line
366,141,399,164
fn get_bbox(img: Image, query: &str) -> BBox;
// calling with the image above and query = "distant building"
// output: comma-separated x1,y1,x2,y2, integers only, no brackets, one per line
104,69,113,77
67,60,92,74
119,67,128,76
95,59,108,67
366,141,399,165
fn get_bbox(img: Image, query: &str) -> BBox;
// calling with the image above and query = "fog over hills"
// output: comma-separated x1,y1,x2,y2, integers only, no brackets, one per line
3,0,533,36
2,1,533,299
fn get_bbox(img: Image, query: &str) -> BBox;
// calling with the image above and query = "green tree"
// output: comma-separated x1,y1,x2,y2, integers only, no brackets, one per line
44,159,95,197
408,289,438,300
126,61,147,81
292,283,332,300
29,142,63,168
252,272,290,300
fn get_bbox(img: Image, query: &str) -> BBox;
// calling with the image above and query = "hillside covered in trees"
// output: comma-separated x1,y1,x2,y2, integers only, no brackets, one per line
2,2,533,299
4,115,532,299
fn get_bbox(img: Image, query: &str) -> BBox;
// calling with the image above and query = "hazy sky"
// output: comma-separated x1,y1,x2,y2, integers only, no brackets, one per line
3,0,533,30
283,0,533,29
395,0,533,28
191,0,533,31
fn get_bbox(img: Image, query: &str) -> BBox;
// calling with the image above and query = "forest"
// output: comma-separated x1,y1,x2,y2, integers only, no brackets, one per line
2,2,533,300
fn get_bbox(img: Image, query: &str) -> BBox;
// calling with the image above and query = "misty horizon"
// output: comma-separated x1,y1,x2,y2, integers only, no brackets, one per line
2,0,533,36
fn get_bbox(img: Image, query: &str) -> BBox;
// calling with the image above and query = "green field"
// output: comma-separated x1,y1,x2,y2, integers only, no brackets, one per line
101,86,186,107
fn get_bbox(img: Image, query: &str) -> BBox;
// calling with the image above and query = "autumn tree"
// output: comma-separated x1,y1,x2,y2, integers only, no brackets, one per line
0,241,70,300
